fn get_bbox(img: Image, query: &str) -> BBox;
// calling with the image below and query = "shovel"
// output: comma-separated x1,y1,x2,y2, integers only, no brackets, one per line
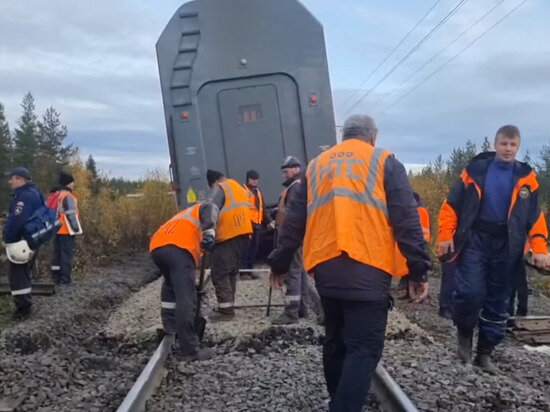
195,254,208,341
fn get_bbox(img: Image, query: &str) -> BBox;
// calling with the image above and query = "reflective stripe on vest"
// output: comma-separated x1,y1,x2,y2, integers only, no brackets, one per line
149,204,202,266
216,179,252,242
243,184,263,225
57,191,80,235
303,139,408,277
307,148,388,216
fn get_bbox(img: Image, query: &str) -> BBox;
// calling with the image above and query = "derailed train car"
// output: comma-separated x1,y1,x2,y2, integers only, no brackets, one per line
157,0,336,207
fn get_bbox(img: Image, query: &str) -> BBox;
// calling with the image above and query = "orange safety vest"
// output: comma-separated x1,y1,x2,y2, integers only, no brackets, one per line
57,190,80,235
418,206,431,242
216,179,252,242
243,184,264,225
149,204,202,266
276,179,301,228
303,138,408,277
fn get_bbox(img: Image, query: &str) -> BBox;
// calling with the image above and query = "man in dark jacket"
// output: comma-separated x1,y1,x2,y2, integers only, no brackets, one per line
268,115,430,411
3,167,44,318
272,156,310,325
438,125,549,373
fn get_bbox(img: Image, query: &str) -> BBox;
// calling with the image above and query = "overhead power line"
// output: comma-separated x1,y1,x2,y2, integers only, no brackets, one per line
343,0,470,116
373,0,507,110
337,0,443,116
378,0,529,116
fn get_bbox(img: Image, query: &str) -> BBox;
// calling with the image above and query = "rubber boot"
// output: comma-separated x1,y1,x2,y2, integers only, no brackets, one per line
474,338,498,374
457,333,473,364
272,312,299,325
473,353,498,374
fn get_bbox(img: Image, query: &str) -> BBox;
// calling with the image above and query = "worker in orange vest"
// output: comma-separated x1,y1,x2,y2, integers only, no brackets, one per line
205,169,252,321
398,192,431,299
52,172,82,285
150,203,216,362
268,115,430,411
240,170,264,279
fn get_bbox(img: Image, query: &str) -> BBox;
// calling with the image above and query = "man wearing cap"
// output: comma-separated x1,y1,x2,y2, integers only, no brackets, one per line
240,170,264,279
3,167,44,318
52,172,82,285
204,169,252,321
268,115,431,411
272,156,310,324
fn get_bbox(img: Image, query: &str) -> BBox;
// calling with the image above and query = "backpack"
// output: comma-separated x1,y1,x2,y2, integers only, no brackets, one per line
23,205,62,249
46,191,60,210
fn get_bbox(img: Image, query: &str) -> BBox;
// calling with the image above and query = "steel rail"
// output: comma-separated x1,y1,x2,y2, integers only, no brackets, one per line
116,335,174,412
372,364,419,412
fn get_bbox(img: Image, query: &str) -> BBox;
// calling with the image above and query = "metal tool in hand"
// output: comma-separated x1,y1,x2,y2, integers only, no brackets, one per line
195,253,208,341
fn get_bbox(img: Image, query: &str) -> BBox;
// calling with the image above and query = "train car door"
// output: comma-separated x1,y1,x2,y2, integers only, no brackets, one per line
198,74,305,204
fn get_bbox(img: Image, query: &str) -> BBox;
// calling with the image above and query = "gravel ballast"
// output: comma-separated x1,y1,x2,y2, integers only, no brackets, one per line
0,252,158,412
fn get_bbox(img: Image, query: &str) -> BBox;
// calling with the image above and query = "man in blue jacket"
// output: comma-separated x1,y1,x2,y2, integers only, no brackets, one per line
3,167,44,318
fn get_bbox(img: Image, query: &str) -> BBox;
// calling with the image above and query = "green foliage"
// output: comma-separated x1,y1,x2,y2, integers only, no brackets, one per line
85,154,102,195
34,106,75,193
0,104,12,209
12,92,39,173
445,140,477,186
108,177,143,195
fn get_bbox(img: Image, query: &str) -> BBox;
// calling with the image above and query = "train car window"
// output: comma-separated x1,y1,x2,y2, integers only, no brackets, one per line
239,104,262,124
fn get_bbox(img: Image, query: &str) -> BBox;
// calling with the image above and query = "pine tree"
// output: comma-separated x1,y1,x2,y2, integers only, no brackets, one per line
446,140,477,184
0,103,12,208
86,154,101,195
481,136,492,152
12,92,39,172
522,150,531,165
35,106,74,192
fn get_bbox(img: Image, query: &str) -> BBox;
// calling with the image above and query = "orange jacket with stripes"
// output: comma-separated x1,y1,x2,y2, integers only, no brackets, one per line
438,152,548,261
149,204,202,266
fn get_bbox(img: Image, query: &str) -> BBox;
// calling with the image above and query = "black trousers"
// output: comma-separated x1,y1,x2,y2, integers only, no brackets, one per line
322,297,389,412
240,226,260,269
151,245,199,355
508,264,528,317
52,234,76,284
9,262,32,313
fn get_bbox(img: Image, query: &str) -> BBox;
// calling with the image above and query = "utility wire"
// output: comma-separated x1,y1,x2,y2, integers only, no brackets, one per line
378,0,529,116
337,0,443,115
373,0,507,111
344,0,470,116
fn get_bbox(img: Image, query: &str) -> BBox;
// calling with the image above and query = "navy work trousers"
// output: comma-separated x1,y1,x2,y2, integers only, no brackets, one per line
52,234,75,284
453,231,515,349
9,261,32,313
439,262,456,318
151,245,199,355
322,297,389,412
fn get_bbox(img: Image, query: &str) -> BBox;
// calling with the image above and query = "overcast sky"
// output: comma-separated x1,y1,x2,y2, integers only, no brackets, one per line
1,0,548,178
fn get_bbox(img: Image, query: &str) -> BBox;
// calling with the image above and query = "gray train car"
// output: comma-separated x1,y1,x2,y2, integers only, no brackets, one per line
157,0,336,207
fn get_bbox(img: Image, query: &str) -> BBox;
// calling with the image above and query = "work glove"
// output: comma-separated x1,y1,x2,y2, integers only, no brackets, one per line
200,229,216,252
267,247,296,275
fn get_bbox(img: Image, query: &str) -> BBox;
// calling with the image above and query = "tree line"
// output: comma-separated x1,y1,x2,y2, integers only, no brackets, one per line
409,136,550,239
0,93,144,210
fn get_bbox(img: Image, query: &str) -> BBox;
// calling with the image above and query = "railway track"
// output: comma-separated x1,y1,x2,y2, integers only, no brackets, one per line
117,333,418,412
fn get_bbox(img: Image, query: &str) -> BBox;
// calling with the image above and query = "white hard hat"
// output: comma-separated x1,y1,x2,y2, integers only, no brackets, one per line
5,240,34,264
